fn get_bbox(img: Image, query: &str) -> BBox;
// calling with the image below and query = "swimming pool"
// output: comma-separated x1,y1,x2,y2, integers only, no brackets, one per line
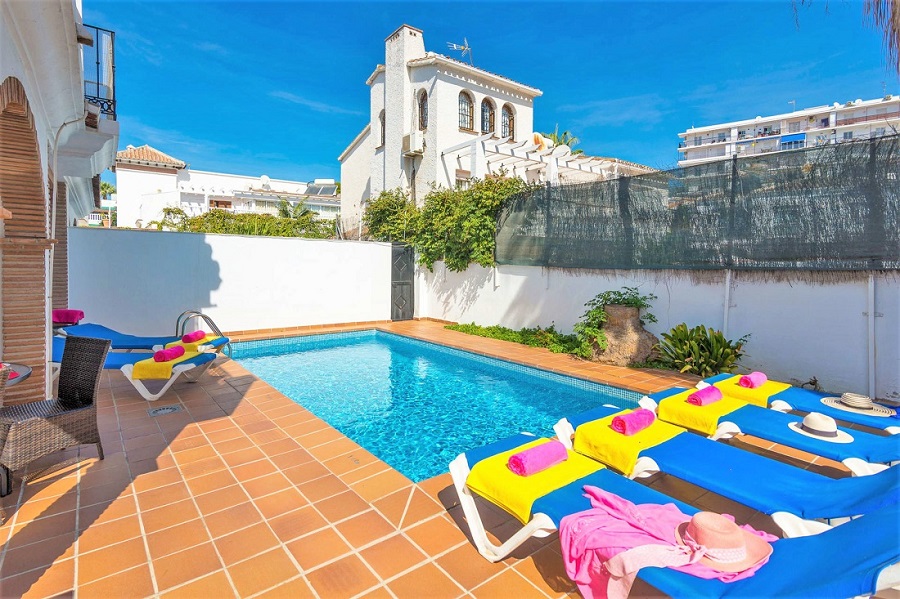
233,330,640,481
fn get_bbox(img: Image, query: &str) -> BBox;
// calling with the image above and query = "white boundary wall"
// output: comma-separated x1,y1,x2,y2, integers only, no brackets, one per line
416,263,900,399
68,228,392,336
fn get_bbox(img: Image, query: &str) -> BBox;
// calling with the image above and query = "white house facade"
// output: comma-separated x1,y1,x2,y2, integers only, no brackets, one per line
678,95,900,166
114,145,340,228
339,25,652,233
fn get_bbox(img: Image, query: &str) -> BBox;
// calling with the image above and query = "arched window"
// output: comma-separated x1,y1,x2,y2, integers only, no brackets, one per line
418,90,428,130
481,99,495,134
379,110,385,146
501,104,515,140
458,91,474,131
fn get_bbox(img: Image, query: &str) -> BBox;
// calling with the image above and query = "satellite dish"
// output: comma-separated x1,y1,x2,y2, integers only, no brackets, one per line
260,175,271,190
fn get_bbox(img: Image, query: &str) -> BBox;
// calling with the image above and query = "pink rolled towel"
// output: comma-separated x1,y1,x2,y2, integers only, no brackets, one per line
153,346,186,363
0,364,19,380
686,386,723,406
182,330,206,343
611,408,656,436
508,440,568,476
738,371,768,388
52,309,84,324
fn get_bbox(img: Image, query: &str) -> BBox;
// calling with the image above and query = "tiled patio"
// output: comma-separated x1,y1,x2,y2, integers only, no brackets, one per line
0,321,857,598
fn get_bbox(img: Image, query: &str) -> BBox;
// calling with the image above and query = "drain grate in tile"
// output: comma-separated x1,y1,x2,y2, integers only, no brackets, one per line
148,405,182,417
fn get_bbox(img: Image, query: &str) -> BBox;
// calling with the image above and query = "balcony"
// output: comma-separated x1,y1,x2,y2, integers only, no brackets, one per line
836,109,900,127
82,24,116,120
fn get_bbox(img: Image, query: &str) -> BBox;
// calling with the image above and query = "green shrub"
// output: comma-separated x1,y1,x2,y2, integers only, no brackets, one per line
149,206,332,238
572,287,658,358
363,189,418,242
445,323,583,355
656,323,749,377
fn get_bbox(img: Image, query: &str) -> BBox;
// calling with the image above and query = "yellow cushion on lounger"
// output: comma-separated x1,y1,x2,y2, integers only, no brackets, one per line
132,352,198,380
466,438,604,524
574,410,683,476
713,375,791,407
658,389,747,436
164,335,220,353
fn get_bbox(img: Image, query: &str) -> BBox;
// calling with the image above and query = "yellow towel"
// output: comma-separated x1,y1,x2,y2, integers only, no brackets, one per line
466,438,604,524
658,390,747,436
132,351,198,380
574,410,683,476
165,335,220,353
713,375,791,407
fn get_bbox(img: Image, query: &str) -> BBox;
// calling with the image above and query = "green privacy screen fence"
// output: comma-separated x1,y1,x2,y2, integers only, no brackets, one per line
495,134,899,271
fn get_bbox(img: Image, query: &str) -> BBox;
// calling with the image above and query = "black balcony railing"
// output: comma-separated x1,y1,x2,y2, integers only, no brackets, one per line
82,24,116,120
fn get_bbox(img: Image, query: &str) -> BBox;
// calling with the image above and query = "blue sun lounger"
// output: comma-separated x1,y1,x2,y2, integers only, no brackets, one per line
51,337,217,401
554,405,900,537
640,387,900,477
60,323,230,354
450,434,900,597
704,373,900,435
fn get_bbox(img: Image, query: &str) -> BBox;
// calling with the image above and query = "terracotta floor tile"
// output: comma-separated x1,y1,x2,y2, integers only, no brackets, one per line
131,466,185,494
136,481,191,512
76,537,149,585
253,487,308,520
269,448,315,471
213,435,255,455
9,491,78,524
140,498,202,534
513,545,577,595
78,479,133,509
214,521,282,566
351,468,413,503
226,548,301,597
372,487,410,528
1,533,75,578
281,461,330,486
203,501,263,538
305,554,379,598
298,474,350,502
324,449,379,476
258,437,303,457
179,455,228,479
193,485,250,515
356,585,394,599
241,472,294,499
285,527,352,571
338,460,391,485
472,567,545,598
399,488,444,528
405,515,468,556
0,557,74,598
220,446,266,468
184,468,239,496
334,510,397,548
77,564,156,599
436,544,508,590
268,505,329,542
387,562,463,599
693,491,756,524
417,472,453,505
8,511,77,550
314,490,371,523
146,518,211,559
76,512,143,554
307,437,360,462
153,542,224,591
77,495,137,531
231,459,279,482
254,576,316,598
160,570,236,599
359,533,427,580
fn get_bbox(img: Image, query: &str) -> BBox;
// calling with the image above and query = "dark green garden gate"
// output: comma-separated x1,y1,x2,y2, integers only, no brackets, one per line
391,243,414,321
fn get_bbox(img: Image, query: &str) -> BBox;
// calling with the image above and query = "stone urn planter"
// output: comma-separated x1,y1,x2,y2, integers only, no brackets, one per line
593,305,659,366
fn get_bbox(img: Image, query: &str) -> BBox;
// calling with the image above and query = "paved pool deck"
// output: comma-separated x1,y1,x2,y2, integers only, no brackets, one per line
0,320,857,598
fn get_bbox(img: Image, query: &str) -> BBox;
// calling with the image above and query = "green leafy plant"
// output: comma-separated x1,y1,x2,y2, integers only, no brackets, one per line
572,287,658,358
655,323,749,377
445,323,584,355
149,206,332,238
363,188,419,242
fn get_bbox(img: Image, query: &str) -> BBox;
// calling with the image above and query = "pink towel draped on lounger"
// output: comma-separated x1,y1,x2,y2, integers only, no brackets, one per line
153,346,185,363
52,309,84,324
508,440,568,476
738,372,768,389
611,409,656,436
181,330,206,343
686,386,723,406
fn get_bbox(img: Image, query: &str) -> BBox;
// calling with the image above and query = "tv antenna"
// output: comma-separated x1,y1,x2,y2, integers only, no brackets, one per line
788,99,796,111
447,38,473,65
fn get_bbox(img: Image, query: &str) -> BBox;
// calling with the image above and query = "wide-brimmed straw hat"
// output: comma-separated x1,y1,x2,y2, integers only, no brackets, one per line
675,512,773,573
788,412,854,444
821,392,896,417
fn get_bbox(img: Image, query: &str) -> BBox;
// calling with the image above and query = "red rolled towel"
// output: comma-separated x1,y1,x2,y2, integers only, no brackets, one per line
52,309,85,324
611,408,656,435
686,386,723,406
153,346,186,363
738,371,768,388
508,440,568,476
182,330,206,343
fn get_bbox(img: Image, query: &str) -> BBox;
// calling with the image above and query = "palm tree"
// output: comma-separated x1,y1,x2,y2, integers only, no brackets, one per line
100,181,116,199
797,0,898,73
543,124,584,155
277,198,315,220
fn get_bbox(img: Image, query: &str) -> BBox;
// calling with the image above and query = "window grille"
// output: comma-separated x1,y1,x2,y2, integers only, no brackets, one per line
481,99,495,133
418,91,428,130
501,105,514,140
379,110,385,146
459,92,474,130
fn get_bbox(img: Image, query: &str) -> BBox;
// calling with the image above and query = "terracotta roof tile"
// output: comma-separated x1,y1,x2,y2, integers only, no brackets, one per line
116,145,186,168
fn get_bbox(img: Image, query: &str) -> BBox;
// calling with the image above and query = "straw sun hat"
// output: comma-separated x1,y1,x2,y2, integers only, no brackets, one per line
788,412,854,444
821,392,896,417
675,512,773,573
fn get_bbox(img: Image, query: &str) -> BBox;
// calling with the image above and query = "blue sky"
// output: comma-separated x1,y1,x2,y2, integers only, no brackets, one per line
87,1,898,183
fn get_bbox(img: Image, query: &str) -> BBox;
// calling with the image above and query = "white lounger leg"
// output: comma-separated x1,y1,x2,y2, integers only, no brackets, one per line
841,457,890,477
120,363,200,401
711,421,742,441
449,452,555,562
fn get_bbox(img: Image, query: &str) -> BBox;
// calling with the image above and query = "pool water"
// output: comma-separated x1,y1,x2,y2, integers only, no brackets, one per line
233,331,639,482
